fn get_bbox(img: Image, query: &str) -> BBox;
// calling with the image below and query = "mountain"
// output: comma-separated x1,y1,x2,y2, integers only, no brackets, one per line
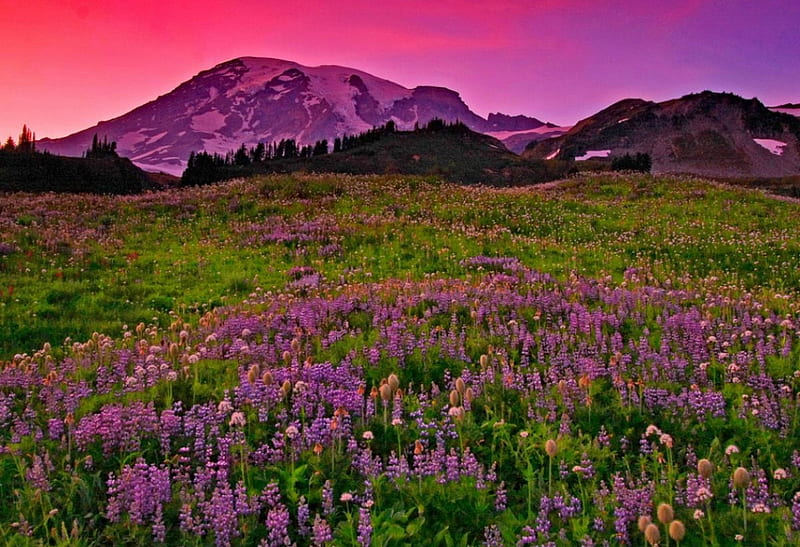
38,57,552,175
524,91,800,178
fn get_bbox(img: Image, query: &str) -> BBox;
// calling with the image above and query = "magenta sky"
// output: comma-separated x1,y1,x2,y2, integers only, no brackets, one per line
2,0,798,140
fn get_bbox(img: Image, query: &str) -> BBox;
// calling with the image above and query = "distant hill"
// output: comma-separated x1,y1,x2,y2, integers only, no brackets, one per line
486,125,571,154
37,57,553,175
181,120,572,186
524,91,800,178
0,150,159,194
769,103,800,117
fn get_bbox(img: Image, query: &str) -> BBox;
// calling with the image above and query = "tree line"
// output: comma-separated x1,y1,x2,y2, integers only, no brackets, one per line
85,134,118,159
182,119,465,185
0,127,150,194
2,125,36,154
2,125,118,160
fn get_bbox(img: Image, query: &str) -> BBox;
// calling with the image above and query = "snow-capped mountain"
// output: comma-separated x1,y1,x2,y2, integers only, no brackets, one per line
38,57,555,175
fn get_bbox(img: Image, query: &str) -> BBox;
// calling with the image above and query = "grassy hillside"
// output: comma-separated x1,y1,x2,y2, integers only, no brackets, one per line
1,173,799,545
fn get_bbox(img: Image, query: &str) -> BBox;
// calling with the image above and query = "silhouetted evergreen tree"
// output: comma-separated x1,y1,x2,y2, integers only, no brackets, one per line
85,134,118,158
182,151,230,185
425,118,445,131
2,137,14,151
312,139,328,156
17,125,34,154
234,144,251,166
251,142,266,163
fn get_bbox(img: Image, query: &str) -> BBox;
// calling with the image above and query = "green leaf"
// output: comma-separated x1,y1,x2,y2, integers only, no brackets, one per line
433,525,451,546
386,523,406,540
405,516,425,536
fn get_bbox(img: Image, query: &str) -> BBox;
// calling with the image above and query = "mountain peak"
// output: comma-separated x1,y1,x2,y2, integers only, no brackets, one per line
486,112,545,131
38,57,551,175
40,57,552,174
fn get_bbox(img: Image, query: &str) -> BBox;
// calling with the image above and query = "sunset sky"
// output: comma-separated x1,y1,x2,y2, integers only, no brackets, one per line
1,0,798,140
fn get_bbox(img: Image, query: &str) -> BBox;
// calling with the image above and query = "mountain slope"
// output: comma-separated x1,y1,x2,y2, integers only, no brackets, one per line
38,57,549,175
524,92,800,178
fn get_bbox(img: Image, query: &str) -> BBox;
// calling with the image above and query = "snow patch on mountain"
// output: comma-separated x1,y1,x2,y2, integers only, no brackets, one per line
191,111,226,132
753,138,787,155
576,150,611,160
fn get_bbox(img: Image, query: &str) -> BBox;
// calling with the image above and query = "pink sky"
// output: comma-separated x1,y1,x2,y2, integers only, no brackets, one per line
1,0,798,140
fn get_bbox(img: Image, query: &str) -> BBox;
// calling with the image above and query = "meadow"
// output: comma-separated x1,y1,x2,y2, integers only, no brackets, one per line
0,173,799,545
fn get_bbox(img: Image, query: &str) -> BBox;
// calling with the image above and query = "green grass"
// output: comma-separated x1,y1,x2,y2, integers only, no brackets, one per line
1,172,798,358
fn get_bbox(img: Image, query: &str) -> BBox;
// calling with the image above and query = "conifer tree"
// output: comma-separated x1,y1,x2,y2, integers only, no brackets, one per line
17,125,34,154
86,133,118,158
313,139,328,156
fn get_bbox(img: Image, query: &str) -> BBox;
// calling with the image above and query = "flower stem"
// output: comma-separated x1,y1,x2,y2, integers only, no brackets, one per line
706,502,716,545
742,493,747,536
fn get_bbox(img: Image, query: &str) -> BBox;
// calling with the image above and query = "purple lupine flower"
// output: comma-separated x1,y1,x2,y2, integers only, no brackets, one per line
577,453,596,479
684,474,713,508
205,479,239,547
152,506,166,543
516,525,538,545
105,459,172,539
483,524,503,546
322,480,334,516
296,496,310,537
495,481,507,511
597,425,611,448
312,513,333,545
25,452,54,491
357,503,372,546
791,492,800,531
265,503,291,546
745,468,772,513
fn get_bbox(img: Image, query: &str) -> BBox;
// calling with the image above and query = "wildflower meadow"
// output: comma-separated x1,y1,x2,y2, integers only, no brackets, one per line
1,173,799,545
